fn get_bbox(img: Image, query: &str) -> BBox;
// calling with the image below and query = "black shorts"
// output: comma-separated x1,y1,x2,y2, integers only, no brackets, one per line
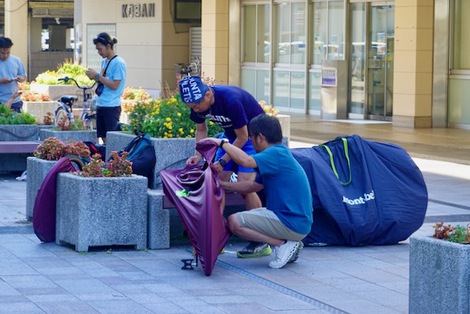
96,106,121,138
11,101,23,113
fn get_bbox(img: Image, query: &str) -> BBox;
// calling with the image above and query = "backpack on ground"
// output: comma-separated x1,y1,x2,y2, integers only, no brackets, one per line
117,133,156,187
83,141,106,161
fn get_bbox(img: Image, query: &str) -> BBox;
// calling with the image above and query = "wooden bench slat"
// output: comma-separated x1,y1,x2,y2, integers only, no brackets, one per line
0,141,40,153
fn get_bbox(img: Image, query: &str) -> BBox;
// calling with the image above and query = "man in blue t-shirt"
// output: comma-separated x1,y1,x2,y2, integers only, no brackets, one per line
85,32,126,143
179,76,271,258
205,115,313,269
0,37,26,113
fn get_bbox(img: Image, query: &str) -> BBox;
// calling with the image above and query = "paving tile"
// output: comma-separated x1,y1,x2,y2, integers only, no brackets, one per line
0,302,45,314
1,130,470,314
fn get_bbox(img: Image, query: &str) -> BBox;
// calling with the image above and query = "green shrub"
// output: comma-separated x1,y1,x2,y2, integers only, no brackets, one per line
0,104,37,124
35,60,94,86
122,92,222,138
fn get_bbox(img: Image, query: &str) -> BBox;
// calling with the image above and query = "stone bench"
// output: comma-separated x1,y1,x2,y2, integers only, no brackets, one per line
147,189,245,249
0,141,40,172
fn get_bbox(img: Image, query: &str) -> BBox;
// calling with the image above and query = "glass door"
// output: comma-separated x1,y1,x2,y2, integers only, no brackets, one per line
367,4,394,120
349,3,366,117
348,2,394,120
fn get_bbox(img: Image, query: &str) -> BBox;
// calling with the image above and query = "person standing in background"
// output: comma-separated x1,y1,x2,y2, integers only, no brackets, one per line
0,37,26,112
85,32,126,143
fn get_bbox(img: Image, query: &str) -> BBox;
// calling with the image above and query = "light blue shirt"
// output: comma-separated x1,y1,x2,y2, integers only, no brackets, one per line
96,55,126,108
0,55,26,104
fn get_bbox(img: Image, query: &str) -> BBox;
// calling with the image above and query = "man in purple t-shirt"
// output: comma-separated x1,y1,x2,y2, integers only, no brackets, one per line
179,76,271,258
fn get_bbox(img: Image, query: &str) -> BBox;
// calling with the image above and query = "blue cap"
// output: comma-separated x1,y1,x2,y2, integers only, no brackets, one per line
178,76,209,104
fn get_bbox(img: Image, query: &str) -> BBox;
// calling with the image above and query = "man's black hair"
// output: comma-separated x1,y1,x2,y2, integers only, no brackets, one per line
0,37,13,49
249,114,283,144
93,32,117,48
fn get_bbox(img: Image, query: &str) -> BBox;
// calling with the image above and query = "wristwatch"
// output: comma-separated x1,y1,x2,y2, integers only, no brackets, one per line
219,159,227,167
219,139,228,148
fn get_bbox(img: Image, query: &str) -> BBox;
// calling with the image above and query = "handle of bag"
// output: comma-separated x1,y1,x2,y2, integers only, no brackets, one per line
196,139,219,166
320,137,352,186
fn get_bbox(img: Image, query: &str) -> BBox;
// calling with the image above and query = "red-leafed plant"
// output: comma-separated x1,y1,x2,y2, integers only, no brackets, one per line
433,222,470,244
77,151,132,177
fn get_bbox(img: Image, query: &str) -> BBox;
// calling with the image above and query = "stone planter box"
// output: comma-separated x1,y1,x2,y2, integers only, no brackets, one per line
119,100,138,125
30,83,78,102
56,173,148,252
39,129,97,143
409,235,470,314
106,131,195,189
120,111,130,125
277,114,291,142
25,157,57,221
22,101,56,123
0,124,53,141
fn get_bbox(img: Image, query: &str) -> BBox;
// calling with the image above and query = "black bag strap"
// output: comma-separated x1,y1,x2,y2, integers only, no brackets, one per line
124,133,147,154
66,155,89,171
101,55,118,77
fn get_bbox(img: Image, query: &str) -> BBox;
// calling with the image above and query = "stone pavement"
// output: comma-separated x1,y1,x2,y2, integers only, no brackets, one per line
1,134,470,313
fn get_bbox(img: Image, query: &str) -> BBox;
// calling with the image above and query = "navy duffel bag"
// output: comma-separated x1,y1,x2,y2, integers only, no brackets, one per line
291,134,428,246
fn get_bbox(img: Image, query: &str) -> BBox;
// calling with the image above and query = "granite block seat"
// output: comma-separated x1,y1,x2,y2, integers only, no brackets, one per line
147,189,245,249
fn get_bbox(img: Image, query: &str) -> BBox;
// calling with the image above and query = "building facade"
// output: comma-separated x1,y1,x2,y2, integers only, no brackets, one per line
2,0,470,129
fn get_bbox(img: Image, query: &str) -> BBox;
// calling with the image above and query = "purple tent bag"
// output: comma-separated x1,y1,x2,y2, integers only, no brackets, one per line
160,139,231,276
33,157,78,242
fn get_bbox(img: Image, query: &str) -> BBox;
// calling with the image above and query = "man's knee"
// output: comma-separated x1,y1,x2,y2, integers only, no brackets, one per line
227,214,240,234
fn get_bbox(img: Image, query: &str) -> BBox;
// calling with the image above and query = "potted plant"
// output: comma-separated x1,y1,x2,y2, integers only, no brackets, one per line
55,152,148,252
30,60,94,101
108,90,223,189
409,222,470,314
0,104,50,141
258,100,290,140
26,137,90,221
19,82,56,122
120,86,152,124
39,115,97,143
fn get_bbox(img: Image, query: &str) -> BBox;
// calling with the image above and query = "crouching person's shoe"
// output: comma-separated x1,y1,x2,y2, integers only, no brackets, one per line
237,241,272,258
269,241,302,269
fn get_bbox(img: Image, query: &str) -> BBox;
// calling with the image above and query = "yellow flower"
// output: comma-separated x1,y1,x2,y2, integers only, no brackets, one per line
177,112,182,117
166,117,171,122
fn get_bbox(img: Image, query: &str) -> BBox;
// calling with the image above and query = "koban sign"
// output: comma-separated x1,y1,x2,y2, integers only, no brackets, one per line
122,3,155,18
